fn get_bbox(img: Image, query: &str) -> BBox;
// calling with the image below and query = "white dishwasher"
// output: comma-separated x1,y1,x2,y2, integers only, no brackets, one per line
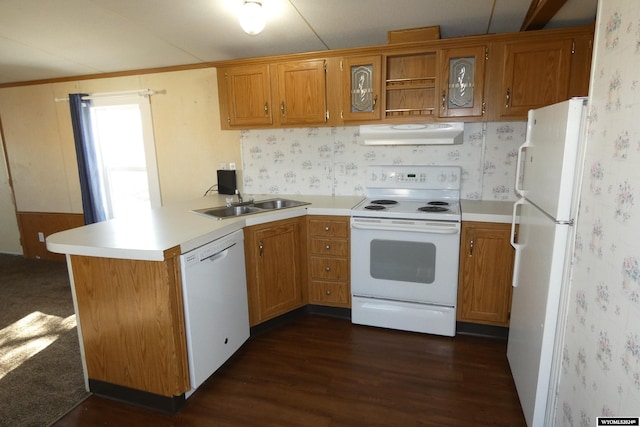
179,229,249,396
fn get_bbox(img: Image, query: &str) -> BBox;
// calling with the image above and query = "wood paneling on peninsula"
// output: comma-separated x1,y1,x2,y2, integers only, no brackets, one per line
70,253,189,396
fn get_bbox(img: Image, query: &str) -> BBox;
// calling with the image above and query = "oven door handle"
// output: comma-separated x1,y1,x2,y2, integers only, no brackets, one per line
351,221,459,234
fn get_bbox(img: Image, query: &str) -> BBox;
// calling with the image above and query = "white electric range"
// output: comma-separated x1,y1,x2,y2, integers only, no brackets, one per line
350,165,462,336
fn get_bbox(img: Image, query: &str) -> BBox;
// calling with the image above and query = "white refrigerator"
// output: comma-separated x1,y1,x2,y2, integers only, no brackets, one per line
508,98,588,427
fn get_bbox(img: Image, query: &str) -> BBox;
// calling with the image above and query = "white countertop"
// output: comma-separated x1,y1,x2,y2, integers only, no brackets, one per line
46,194,364,261
47,195,515,262
460,199,516,224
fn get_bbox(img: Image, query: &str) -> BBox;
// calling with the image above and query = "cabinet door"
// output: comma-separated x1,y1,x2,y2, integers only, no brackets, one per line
222,64,272,127
244,218,305,325
274,59,327,125
439,46,486,118
497,39,572,119
341,55,382,122
457,222,515,327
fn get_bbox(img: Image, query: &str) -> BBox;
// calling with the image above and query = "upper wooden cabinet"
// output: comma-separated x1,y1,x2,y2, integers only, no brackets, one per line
486,27,593,120
214,25,593,128
341,55,382,122
219,64,272,127
492,38,573,119
273,59,328,126
439,45,487,118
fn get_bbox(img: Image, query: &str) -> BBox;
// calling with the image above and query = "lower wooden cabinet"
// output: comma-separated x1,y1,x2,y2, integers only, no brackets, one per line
457,221,516,327
70,252,190,397
307,216,351,308
244,217,307,326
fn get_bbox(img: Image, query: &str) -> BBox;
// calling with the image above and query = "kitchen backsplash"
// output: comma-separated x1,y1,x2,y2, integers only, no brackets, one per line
239,122,526,201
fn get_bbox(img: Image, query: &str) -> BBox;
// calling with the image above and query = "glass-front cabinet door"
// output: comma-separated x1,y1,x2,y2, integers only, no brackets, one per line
341,55,382,122
439,46,486,118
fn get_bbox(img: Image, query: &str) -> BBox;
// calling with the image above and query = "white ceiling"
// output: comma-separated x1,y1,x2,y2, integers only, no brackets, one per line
0,0,598,85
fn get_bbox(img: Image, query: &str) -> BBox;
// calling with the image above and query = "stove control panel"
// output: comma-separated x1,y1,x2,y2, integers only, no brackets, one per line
366,165,461,190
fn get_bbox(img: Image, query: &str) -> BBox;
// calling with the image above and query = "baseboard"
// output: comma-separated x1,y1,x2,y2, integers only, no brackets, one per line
456,321,509,339
249,305,352,337
88,379,185,414
306,304,351,319
249,306,308,337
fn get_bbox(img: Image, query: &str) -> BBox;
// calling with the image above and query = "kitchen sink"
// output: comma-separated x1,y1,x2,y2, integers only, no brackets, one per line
192,198,309,220
196,205,264,218
252,198,309,210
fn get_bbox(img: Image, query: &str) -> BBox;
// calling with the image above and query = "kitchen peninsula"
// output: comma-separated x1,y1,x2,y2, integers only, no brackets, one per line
46,194,363,412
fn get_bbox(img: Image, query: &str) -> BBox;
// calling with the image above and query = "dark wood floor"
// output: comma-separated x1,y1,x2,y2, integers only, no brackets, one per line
54,314,525,426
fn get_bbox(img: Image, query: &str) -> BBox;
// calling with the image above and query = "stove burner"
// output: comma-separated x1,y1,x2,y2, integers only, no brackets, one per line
418,206,449,213
364,205,387,210
428,201,450,206
370,199,398,205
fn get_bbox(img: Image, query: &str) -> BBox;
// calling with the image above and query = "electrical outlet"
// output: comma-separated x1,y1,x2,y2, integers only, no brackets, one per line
219,162,226,170
38,232,45,242
229,162,236,170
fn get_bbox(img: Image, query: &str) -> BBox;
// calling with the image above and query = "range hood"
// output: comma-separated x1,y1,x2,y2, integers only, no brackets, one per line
359,123,464,145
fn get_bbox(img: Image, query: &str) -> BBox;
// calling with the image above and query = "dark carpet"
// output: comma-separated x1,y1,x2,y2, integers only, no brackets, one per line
0,254,89,427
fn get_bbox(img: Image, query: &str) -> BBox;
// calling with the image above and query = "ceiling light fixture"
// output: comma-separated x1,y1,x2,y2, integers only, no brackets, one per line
239,0,265,35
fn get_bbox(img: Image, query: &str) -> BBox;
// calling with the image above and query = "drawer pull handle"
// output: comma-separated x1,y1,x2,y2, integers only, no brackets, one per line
325,266,331,272
325,245,331,250
325,290,331,296
324,226,330,232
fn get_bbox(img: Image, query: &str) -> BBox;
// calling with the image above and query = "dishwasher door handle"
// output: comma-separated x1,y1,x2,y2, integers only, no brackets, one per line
202,242,235,263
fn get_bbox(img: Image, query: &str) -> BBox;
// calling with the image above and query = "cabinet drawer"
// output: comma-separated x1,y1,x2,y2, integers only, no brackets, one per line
309,281,350,305
309,238,348,256
309,219,348,238
310,256,348,280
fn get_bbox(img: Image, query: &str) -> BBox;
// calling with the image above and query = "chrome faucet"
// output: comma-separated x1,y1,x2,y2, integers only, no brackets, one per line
235,189,243,204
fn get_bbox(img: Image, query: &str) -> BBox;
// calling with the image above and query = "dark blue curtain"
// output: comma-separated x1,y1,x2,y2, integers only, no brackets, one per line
69,94,106,224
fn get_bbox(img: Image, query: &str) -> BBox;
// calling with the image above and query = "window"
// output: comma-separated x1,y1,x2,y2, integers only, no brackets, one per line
88,94,161,219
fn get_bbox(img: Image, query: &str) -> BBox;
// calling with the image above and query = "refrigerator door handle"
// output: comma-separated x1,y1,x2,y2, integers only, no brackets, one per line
510,198,525,288
515,110,534,197
515,140,532,197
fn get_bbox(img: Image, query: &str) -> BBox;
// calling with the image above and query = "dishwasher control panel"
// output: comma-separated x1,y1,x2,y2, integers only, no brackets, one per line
182,230,244,267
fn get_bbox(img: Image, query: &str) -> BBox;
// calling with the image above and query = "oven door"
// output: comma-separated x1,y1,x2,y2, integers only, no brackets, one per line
350,216,460,305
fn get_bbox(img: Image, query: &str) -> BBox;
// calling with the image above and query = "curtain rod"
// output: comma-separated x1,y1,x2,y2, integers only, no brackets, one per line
54,89,165,103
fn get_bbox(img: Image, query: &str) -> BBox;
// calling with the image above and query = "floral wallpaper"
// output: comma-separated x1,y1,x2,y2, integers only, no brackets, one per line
239,122,526,201
556,1,640,424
